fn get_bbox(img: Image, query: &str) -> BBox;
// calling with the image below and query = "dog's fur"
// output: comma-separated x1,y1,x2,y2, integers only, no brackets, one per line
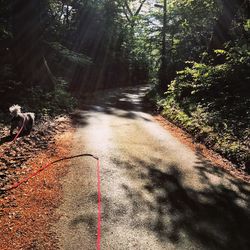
9,105,35,135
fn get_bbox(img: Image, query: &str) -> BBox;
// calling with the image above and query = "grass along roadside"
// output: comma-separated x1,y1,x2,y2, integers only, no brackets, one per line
161,100,249,172
145,89,249,173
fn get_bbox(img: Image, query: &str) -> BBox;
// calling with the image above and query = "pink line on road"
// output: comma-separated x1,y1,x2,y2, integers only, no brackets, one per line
97,159,102,250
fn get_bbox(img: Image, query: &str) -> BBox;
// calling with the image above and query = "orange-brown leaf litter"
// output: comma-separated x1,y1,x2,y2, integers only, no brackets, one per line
154,115,250,183
0,127,74,250
0,113,249,250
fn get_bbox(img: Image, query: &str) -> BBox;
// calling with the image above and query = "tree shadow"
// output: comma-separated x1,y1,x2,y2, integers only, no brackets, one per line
69,214,97,236
71,85,152,126
0,132,28,146
113,155,250,249
69,193,128,237
70,110,90,127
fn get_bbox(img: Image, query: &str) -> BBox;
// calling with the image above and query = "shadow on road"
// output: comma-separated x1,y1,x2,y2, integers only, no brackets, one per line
70,85,152,127
112,154,250,249
68,85,250,249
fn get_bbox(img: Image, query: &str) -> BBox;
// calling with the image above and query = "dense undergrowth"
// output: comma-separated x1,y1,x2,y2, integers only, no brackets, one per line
150,44,250,168
0,79,77,126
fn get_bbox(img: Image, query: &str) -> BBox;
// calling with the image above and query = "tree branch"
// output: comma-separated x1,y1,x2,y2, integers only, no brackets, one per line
124,0,133,17
135,0,147,16
123,6,132,23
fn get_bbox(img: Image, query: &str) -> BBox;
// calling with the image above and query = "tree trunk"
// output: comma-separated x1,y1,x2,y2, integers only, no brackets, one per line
208,0,245,52
12,0,55,90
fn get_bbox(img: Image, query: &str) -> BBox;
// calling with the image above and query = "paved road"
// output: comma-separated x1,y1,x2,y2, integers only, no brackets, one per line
54,86,250,250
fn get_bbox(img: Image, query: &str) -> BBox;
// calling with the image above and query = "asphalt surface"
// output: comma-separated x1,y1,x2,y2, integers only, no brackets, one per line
54,85,250,250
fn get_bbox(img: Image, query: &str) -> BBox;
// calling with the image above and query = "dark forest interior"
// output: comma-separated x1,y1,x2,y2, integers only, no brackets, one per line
0,0,249,167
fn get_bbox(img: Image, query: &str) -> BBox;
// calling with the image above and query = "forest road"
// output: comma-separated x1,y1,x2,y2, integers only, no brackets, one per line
53,85,250,250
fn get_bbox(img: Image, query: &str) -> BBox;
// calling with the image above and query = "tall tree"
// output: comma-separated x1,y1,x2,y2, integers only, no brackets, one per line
12,0,55,89
122,0,147,27
208,0,247,52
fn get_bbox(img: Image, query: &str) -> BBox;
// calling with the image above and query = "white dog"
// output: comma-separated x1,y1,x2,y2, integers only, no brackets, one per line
9,105,35,135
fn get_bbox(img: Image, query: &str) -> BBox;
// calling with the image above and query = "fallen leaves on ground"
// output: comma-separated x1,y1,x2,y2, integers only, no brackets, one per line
0,116,74,250
154,115,250,183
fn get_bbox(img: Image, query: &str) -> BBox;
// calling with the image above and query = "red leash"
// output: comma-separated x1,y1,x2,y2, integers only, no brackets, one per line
0,118,25,158
1,120,102,249
12,118,26,143
2,153,102,250
96,158,101,250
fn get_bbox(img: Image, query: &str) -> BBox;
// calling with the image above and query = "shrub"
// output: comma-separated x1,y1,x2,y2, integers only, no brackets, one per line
24,79,77,117
159,44,250,166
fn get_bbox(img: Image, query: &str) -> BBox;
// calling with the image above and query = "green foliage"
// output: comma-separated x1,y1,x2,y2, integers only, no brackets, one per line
161,97,249,165
0,0,249,168
26,79,77,116
168,44,249,104
244,19,250,31
0,24,12,39
166,0,219,63
160,43,250,165
48,42,92,66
